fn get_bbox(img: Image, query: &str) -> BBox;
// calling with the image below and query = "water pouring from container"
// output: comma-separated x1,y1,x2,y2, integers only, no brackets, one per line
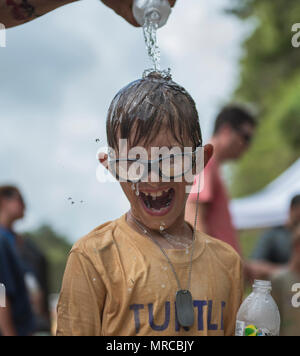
133,0,172,75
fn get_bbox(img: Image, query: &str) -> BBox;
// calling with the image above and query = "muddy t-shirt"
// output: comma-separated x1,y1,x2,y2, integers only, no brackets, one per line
57,215,243,336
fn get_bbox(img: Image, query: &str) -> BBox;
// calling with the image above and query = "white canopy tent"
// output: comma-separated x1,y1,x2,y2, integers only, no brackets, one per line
230,158,300,230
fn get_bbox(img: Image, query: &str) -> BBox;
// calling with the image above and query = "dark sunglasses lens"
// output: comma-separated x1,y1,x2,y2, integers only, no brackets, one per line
110,161,146,182
243,134,252,144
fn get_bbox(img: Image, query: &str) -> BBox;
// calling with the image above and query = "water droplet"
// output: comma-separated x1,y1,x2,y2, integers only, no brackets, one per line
135,182,140,196
160,223,166,232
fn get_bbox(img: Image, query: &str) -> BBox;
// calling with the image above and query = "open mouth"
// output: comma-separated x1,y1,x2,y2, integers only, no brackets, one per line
139,188,175,216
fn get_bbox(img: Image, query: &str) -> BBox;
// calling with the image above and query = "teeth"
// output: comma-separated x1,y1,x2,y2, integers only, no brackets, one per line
147,192,156,200
142,189,171,199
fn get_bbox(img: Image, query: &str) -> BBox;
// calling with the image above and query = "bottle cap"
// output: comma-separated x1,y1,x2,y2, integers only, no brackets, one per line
253,280,272,290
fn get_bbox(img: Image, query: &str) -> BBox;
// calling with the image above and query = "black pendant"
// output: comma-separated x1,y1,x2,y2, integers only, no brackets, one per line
176,290,195,328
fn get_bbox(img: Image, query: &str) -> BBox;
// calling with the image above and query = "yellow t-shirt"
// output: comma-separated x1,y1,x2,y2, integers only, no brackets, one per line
57,215,243,336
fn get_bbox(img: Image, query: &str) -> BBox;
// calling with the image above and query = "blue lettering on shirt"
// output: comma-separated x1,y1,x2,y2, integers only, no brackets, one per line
130,300,226,334
129,304,144,334
148,302,170,331
193,300,207,331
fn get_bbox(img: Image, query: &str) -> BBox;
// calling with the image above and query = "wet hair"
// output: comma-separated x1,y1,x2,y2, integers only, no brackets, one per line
0,186,23,209
291,194,300,209
106,72,202,151
213,106,257,135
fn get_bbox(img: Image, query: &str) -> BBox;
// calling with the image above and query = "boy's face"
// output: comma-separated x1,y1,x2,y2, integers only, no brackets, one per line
113,126,212,231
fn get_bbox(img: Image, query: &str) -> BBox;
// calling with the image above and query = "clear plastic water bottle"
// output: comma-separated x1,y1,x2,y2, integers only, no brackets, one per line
133,0,172,28
235,280,281,336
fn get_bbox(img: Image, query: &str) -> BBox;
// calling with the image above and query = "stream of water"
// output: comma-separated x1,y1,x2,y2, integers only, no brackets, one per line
142,19,171,79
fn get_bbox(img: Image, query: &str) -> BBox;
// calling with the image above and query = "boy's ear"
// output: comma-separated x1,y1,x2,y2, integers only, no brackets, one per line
98,152,109,169
192,144,214,176
204,144,214,168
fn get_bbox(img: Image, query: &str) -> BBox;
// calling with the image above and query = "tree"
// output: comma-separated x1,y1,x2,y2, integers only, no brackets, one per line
24,225,72,294
228,0,300,197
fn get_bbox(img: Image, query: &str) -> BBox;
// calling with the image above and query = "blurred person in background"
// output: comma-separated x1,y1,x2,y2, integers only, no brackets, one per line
18,234,51,334
185,106,257,254
246,194,300,281
0,186,35,336
0,0,176,28
0,186,50,336
271,222,300,336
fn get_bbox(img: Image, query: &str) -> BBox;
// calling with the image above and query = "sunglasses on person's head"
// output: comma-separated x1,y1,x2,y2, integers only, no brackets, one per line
108,146,203,183
235,129,253,144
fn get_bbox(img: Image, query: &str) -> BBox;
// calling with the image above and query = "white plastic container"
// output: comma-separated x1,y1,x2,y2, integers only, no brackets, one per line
235,280,281,336
133,0,172,28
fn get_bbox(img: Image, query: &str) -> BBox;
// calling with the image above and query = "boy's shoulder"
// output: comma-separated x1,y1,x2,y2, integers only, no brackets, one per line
71,218,122,257
198,231,242,269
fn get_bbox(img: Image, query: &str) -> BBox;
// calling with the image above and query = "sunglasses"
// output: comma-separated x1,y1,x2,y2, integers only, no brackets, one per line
236,129,253,144
108,146,203,183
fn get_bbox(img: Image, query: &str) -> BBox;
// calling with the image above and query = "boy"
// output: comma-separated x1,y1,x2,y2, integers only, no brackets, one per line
57,73,243,336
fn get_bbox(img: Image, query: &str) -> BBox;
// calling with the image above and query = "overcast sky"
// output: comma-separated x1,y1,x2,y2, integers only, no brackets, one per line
0,0,250,242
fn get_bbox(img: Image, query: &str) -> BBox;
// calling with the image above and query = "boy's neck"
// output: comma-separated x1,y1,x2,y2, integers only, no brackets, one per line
126,211,193,249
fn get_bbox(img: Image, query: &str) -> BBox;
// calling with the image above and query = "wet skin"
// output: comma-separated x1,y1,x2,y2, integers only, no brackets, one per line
100,127,213,249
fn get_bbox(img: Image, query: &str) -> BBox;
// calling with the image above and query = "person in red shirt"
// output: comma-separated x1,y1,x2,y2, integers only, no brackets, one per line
185,106,257,254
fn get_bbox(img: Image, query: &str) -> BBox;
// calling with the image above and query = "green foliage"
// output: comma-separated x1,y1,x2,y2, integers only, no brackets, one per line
24,225,72,294
228,0,300,197
240,229,262,259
